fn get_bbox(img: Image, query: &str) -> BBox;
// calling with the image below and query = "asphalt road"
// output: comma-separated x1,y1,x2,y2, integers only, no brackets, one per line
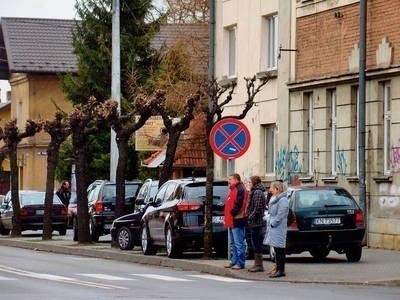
0,246,399,300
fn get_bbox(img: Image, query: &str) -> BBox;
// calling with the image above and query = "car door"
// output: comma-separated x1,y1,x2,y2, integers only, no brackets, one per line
155,183,178,243
1,196,13,229
146,183,168,243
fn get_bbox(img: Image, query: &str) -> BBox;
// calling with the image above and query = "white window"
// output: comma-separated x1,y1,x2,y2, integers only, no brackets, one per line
305,93,314,175
329,89,337,175
261,14,278,70
263,125,276,174
225,25,237,77
381,82,391,175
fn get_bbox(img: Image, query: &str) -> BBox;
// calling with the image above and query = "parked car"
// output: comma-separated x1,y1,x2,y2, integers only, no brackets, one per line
0,190,68,235
140,178,229,258
285,186,365,262
84,180,142,242
110,179,159,250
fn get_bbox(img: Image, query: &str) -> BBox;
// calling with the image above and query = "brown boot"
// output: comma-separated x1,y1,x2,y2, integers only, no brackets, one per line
266,265,276,274
248,253,264,272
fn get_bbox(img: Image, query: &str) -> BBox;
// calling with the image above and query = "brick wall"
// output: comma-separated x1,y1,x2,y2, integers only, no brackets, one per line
296,0,400,81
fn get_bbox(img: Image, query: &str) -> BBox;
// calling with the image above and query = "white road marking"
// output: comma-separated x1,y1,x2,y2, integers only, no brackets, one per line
0,264,127,290
77,273,135,281
130,274,193,282
0,275,16,280
188,274,252,283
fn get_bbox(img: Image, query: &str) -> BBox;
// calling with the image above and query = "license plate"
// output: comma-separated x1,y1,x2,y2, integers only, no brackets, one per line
104,224,112,229
212,216,224,224
36,210,44,215
313,217,341,225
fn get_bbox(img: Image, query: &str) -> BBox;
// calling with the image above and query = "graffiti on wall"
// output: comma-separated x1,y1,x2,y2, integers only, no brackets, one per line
390,140,400,171
378,183,400,208
276,145,302,182
336,147,348,175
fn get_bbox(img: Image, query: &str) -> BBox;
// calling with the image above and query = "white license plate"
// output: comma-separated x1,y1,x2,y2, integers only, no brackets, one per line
36,210,44,215
212,216,224,224
104,224,112,230
313,217,341,225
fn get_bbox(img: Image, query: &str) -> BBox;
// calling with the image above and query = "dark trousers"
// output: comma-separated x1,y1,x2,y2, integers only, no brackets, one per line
250,226,265,253
274,247,286,272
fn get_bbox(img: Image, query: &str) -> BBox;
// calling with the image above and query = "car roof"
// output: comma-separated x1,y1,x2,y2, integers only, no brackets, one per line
289,186,348,192
161,178,228,187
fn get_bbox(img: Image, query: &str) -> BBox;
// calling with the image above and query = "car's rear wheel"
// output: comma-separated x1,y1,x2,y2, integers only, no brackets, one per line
72,217,78,241
58,227,67,236
345,245,362,262
141,224,156,255
165,226,181,258
310,247,330,261
90,219,100,242
117,226,134,250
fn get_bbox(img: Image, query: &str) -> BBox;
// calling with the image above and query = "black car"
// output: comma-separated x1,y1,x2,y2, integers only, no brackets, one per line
0,190,68,235
86,180,142,242
140,178,229,258
110,179,159,250
285,186,365,262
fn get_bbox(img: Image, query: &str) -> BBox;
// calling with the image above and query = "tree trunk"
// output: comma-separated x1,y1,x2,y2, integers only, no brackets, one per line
73,134,90,243
9,146,21,237
158,130,181,187
203,117,215,258
115,135,128,218
42,142,60,240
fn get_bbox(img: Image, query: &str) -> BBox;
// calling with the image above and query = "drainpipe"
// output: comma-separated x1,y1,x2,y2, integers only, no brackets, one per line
358,0,367,232
208,0,215,86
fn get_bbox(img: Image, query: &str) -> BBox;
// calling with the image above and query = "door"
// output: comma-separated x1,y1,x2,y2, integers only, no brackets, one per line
153,183,177,242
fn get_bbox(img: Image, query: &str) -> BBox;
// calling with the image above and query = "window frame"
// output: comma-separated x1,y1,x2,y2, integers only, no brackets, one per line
382,81,391,175
263,124,276,175
225,25,237,78
261,14,279,71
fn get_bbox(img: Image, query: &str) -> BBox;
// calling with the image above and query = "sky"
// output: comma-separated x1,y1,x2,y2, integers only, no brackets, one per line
0,0,165,102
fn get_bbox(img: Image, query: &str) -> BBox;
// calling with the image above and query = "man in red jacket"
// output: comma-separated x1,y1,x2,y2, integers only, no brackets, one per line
224,173,248,269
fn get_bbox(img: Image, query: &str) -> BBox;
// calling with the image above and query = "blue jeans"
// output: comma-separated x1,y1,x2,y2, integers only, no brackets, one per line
229,227,246,268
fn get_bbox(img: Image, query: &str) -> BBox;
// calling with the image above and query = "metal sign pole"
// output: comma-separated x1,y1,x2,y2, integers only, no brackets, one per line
227,159,235,260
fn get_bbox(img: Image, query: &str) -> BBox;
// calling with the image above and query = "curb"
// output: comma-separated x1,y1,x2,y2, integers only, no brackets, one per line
0,239,399,287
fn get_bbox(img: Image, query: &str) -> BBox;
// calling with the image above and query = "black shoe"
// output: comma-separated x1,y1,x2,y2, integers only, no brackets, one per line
269,271,286,278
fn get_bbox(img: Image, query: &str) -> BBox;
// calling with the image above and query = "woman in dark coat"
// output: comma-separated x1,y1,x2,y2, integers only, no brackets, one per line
246,176,267,272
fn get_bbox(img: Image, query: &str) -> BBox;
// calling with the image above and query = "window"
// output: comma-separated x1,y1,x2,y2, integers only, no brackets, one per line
225,25,237,77
381,81,391,175
328,89,337,175
304,93,314,175
263,124,276,174
261,14,278,70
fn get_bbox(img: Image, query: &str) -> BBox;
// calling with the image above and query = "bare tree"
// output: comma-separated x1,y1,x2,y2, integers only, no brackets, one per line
157,89,203,187
69,97,118,243
110,90,166,219
166,0,209,23
0,120,42,236
42,112,71,240
203,74,271,258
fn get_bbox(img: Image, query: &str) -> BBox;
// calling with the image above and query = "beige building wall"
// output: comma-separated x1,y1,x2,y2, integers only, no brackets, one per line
9,73,72,191
214,0,287,182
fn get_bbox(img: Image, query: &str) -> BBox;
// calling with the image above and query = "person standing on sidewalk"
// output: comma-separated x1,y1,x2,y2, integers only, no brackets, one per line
246,175,267,272
265,181,289,278
56,180,71,208
223,173,248,270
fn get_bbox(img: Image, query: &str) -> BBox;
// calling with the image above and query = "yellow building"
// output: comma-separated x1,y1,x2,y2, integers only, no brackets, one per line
0,18,76,191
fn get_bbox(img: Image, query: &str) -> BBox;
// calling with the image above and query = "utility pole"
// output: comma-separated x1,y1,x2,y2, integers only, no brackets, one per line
358,0,367,225
110,0,121,181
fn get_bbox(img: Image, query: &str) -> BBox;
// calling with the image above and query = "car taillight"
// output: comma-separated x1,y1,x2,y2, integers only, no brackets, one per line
355,209,364,227
288,210,298,229
20,209,29,217
177,203,202,211
61,208,68,216
95,200,104,213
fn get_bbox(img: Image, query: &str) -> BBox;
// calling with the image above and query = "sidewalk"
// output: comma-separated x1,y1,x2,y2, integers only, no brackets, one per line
0,234,399,287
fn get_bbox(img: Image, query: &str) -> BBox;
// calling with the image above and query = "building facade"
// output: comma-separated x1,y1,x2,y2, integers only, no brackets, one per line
288,0,400,250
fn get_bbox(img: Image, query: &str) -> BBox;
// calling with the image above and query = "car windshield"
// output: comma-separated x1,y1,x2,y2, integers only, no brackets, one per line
103,184,140,201
21,192,62,205
296,189,356,209
185,184,228,204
